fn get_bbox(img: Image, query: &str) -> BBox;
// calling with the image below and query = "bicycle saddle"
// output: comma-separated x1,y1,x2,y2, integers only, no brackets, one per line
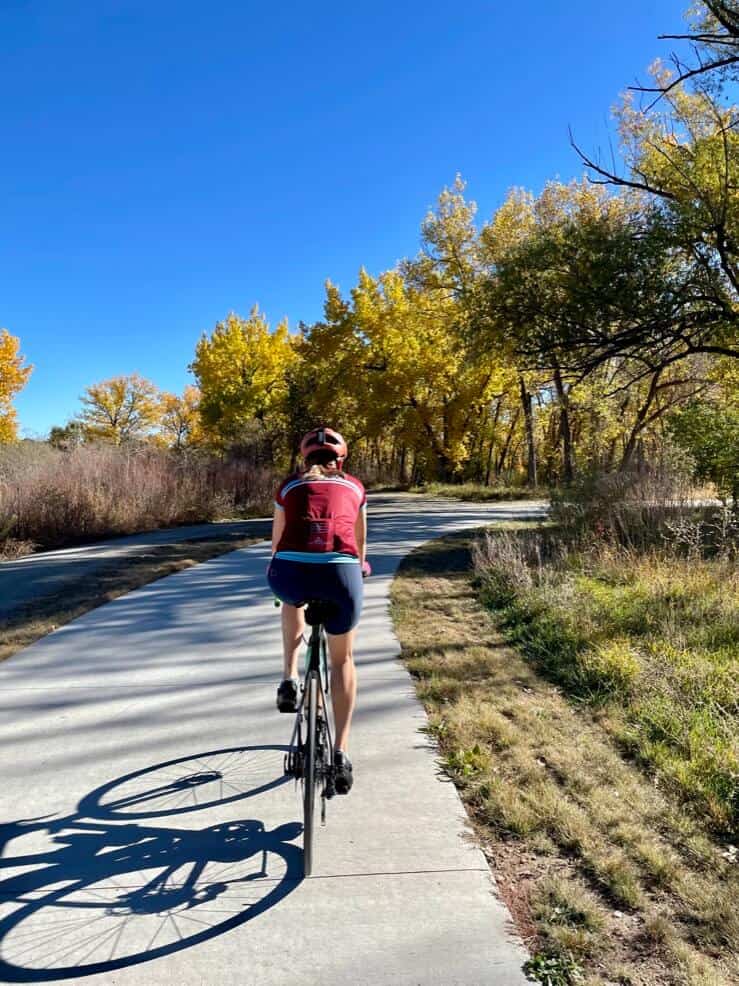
303,600,334,626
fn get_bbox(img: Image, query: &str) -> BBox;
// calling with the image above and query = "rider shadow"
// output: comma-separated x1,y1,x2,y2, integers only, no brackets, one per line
0,746,302,982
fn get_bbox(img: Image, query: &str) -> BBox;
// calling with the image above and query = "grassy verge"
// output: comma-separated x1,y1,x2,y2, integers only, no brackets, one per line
391,531,737,986
474,530,738,836
409,482,548,502
0,533,261,663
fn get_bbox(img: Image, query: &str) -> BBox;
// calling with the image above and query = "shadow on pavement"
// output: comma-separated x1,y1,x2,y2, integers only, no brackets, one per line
0,746,302,981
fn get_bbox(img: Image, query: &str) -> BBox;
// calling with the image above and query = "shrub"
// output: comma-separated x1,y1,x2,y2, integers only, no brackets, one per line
549,462,711,546
0,443,276,554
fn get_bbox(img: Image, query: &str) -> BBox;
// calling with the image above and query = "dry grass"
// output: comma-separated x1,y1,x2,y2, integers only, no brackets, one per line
0,443,275,554
391,533,738,986
0,533,262,662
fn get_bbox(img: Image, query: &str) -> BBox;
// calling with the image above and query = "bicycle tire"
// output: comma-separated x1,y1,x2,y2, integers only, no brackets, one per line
303,672,319,877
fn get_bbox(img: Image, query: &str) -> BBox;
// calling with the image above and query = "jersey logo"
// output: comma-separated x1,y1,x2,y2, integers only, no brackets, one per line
306,518,334,550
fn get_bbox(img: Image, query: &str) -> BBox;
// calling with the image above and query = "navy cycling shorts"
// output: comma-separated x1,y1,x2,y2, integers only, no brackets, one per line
267,558,364,635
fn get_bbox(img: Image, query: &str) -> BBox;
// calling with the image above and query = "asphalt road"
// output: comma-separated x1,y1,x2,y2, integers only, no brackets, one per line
0,494,546,985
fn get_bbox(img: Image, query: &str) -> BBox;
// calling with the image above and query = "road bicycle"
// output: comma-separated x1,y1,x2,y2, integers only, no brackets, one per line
283,600,336,877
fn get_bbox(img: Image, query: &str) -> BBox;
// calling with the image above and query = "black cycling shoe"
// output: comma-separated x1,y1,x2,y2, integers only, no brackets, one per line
276,678,299,713
333,750,353,795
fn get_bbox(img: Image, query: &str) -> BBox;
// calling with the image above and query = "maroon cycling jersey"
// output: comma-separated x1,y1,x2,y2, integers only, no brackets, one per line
274,470,366,556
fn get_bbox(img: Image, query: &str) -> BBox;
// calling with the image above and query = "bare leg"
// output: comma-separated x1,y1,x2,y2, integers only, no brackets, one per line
326,630,357,752
281,604,304,680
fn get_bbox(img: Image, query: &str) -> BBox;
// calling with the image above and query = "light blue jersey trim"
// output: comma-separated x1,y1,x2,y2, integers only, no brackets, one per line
274,550,359,565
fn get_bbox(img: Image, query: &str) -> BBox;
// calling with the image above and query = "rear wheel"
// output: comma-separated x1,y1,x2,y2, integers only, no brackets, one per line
302,673,319,876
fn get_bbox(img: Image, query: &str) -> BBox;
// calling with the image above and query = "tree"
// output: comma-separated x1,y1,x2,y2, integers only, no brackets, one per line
638,2,739,99
574,72,739,370
401,175,483,319
0,329,33,443
79,373,161,444
669,359,739,501
49,420,85,449
305,266,505,481
481,181,715,478
158,386,202,450
190,307,297,452
396,178,514,479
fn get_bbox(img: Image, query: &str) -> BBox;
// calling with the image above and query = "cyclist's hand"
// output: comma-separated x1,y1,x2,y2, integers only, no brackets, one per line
362,559,372,578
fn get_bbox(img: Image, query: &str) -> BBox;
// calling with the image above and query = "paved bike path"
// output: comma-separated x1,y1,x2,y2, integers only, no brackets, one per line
0,518,273,619
0,494,544,985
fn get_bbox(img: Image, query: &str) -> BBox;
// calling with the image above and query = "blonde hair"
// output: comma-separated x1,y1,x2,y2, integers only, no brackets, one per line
300,462,344,479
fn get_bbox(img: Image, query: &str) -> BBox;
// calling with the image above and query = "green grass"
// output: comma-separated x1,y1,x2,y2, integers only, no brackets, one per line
410,481,548,502
475,533,739,835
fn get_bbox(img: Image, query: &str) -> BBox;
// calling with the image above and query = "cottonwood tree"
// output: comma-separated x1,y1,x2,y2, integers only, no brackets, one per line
80,373,161,444
481,181,714,475
573,69,739,370
638,1,739,100
158,386,202,450
302,261,507,482
0,329,33,443
398,179,523,480
190,307,297,452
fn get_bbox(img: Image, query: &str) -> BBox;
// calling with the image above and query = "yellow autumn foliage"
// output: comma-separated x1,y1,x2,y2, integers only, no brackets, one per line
0,329,33,443
190,307,297,447
80,373,161,444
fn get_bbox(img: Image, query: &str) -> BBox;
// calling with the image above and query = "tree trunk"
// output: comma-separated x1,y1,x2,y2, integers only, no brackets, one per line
553,366,574,483
619,370,661,472
398,444,408,485
519,376,537,487
496,408,520,477
484,400,502,486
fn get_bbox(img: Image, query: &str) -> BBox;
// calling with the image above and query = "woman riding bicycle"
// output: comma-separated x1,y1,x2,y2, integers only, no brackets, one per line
267,426,367,795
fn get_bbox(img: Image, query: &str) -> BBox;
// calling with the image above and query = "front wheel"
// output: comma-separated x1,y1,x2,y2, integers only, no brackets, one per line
302,672,319,876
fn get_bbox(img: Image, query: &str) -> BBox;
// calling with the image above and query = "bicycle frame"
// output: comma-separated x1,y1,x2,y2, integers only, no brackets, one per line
284,604,336,875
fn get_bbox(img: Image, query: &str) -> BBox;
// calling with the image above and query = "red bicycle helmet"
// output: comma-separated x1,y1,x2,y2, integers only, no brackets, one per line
300,427,348,466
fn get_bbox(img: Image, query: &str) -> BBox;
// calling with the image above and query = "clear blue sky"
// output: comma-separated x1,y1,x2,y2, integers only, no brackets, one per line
3,0,687,436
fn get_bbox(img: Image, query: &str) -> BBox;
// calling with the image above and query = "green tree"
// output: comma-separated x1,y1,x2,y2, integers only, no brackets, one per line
576,70,739,369
669,361,739,501
49,420,85,449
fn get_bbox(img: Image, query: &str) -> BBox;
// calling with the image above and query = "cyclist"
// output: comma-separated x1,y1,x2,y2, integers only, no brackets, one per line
267,426,368,795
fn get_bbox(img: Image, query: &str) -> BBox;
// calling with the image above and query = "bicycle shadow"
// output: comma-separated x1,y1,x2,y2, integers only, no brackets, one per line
0,746,302,982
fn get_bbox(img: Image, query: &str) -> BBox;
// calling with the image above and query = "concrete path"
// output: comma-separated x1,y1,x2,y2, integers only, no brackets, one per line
0,519,272,619
0,494,545,985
